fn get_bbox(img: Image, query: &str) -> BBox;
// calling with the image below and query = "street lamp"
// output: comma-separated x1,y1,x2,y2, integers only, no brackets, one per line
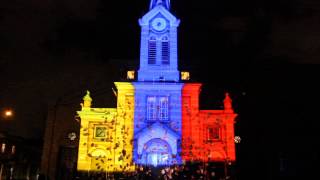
1,109,13,119
0,109,14,180
4,110,13,117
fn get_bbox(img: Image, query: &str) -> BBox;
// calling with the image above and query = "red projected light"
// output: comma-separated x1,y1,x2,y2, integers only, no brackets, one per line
182,84,237,162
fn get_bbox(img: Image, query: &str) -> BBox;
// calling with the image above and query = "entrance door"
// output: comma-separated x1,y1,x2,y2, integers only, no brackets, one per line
147,152,170,166
142,138,172,167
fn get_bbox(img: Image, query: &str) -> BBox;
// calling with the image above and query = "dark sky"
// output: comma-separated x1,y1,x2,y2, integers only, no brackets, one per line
0,0,319,177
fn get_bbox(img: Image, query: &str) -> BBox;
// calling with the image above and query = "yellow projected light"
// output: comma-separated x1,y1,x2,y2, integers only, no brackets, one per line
77,83,135,172
181,72,190,80
127,71,135,80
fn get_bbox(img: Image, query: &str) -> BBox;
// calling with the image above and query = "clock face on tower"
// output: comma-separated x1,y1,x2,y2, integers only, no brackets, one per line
151,18,167,31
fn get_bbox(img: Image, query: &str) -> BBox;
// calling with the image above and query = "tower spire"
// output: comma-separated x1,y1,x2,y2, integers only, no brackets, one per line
224,93,234,113
150,0,170,10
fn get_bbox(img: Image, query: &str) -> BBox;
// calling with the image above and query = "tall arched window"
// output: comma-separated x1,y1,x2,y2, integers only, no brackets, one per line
148,36,157,64
159,96,169,120
147,96,157,120
147,96,169,121
161,36,170,65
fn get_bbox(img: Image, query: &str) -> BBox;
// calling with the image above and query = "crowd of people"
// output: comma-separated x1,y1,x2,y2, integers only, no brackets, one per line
75,162,232,180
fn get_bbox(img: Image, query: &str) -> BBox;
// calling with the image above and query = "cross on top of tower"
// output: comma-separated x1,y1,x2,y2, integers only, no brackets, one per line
150,0,170,10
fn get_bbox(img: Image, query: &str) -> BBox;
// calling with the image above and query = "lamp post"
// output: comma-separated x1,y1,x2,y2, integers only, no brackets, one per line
0,109,14,180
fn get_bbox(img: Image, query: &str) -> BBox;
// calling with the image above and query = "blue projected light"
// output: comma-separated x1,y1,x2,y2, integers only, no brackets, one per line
150,0,171,10
133,1,183,166
143,138,172,167
138,0,180,82
132,82,183,166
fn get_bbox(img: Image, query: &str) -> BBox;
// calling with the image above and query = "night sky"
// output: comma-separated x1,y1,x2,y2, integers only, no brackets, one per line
1,0,319,178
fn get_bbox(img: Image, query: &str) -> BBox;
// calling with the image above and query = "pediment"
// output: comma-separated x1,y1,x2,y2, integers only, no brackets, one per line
139,5,180,27
135,122,179,139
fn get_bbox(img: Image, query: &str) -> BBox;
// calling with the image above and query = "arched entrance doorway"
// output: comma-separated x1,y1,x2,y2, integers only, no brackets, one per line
142,138,172,167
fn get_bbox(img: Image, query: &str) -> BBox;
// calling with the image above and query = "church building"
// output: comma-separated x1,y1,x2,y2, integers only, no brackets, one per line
77,0,237,172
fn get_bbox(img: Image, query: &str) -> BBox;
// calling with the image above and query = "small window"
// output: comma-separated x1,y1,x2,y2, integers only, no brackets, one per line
161,37,170,65
94,126,107,138
207,127,220,141
127,71,135,80
181,72,190,80
148,37,157,64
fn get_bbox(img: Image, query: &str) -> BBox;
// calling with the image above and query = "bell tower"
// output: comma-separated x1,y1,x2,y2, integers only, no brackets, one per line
138,0,180,82
133,0,183,166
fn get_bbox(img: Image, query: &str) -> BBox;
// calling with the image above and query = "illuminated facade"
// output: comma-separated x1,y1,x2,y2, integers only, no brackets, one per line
77,0,236,172
77,84,135,172
181,84,236,162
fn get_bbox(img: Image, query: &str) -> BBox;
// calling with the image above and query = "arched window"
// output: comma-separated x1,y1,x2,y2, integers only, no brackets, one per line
159,96,169,120
161,36,170,65
207,126,220,142
147,96,169,121
148,36,157,64
147,96,157,120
